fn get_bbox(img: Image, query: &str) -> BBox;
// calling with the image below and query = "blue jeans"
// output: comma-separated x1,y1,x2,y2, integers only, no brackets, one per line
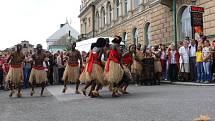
23,68,31,88
196,62,204,81
203,61,212,81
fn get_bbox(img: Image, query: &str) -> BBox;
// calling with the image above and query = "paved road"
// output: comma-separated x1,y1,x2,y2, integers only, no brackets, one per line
0,84,215,121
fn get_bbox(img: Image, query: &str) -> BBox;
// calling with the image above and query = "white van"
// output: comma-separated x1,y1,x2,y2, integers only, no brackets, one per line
76,37,125,53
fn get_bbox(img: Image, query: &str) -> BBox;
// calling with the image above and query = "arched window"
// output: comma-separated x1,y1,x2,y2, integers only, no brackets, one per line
100,7,105,28
95,11,100,30
134,0,140,9
122,32,128,45
133,28,139,45
178,6,192,40
107,2,112,24
116,0,120,19
124,0,128,15
145,22,151,46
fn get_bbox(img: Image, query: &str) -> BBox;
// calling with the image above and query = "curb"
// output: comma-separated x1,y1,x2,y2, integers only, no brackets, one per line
161,81,215,86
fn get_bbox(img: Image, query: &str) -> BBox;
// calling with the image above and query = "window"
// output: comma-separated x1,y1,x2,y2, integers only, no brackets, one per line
133,28,139,45
134,0,140,9
178,6,192,40
84,20,87,34
23,44,27,48
124,0,128,15
81,24,83,33
88,18,91,27
145,22,151,46
95,11,99,30
123,32,128,45
116,0,120,18
100,7,105,28
107,2,112,24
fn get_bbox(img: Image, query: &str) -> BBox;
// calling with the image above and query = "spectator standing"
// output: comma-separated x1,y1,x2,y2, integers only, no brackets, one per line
53,53,59,85
57,52,65,84
189,39,197,82
196,46,204,83
0,54,4,89
160,44,167,80
168,45,179,82
23,52,32,89
46,51,54,85
212,40,215,82
179,40,190,81
202,40,212,83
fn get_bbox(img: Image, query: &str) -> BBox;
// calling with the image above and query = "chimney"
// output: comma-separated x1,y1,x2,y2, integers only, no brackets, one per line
60,24,65,28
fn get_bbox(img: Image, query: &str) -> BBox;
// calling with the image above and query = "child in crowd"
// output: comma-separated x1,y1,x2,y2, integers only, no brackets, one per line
196,46,204,83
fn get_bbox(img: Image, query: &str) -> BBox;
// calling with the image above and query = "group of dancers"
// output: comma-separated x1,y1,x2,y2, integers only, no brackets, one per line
6,36,142,98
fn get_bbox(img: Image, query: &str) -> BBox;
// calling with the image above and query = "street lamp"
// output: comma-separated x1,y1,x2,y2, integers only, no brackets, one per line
173,0,177,48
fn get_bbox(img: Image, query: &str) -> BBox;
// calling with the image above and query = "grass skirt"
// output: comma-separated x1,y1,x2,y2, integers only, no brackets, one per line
154,61,162,73
62,65,80,83
6,67,23,85
131,60,143,75
104,61,124,84
29,68,47,84
80,63,106,85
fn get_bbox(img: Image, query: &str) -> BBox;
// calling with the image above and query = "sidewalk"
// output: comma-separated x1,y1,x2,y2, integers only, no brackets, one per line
161,80,215,86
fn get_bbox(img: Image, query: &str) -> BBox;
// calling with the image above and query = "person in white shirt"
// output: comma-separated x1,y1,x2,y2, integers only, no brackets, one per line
57,52,66,84
202,40,212,83
189,39,197,82
179,39,190,81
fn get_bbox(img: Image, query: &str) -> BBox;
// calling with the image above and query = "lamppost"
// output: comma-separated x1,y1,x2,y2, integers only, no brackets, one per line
173,0,177,48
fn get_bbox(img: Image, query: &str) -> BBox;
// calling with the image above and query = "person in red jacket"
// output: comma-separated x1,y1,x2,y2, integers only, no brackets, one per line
168,45,180,82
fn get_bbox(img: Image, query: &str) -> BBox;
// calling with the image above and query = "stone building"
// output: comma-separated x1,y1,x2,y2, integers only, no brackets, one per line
6,40,34,54
79,0,215,46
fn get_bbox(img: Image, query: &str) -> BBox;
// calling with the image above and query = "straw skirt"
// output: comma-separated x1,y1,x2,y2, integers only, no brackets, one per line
62,65,80,83
29,68,47,84
6,67,23,85
131,60,143,75
154,61,162,73
80,63,105,85
104,61,124,84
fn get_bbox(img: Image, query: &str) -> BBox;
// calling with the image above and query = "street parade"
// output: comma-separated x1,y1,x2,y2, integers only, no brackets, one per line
0,36,215,99
1,0,215,120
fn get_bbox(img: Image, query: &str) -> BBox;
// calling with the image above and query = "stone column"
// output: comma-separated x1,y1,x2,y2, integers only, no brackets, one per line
127,0,132,17
119,0,122,17
104,2,108,27
140,0,145,11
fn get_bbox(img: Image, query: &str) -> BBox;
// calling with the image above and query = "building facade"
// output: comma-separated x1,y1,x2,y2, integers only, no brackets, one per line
46,22,79,52
5,40,34,54
79,0,215,46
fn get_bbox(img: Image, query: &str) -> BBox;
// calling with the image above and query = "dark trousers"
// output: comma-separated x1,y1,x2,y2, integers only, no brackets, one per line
58,68,65,84
0,70,3,86
48,67,54,85
189,57,196,82
168,64,178,82
213,59,215,82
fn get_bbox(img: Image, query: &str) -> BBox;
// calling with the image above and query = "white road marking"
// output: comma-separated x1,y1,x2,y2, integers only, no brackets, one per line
46,85,89,101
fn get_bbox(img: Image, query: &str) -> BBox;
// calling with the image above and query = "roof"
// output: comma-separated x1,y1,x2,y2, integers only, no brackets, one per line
47,23,79,41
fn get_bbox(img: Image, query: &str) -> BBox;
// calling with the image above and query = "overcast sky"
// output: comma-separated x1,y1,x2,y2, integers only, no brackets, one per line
0,0,81,50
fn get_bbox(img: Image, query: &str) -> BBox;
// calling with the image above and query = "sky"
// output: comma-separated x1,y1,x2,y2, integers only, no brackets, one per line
0,0,81,50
